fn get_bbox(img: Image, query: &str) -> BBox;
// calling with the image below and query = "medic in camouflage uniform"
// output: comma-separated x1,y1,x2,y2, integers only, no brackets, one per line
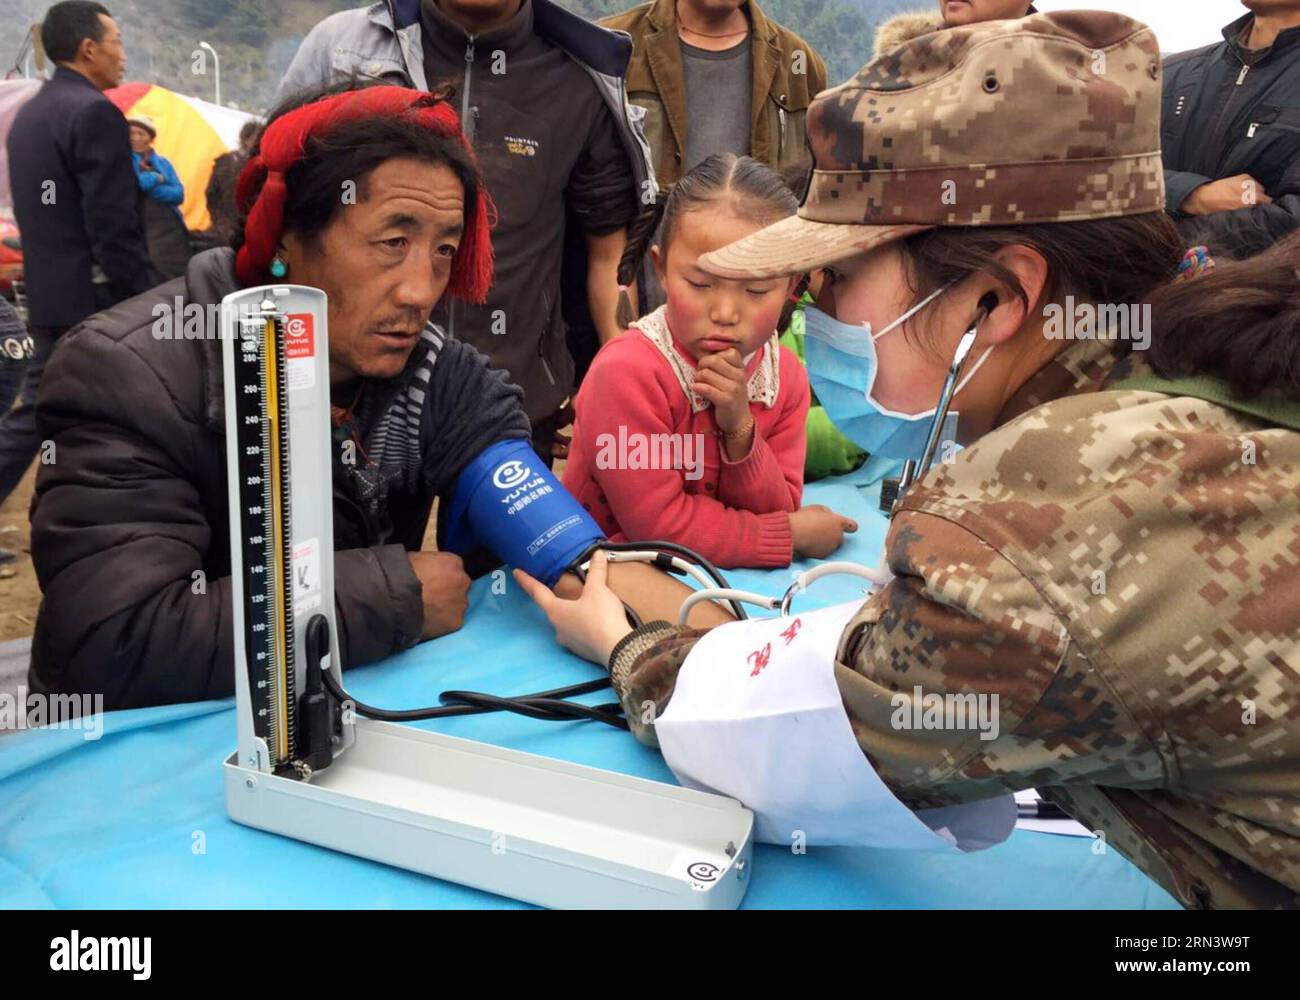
518,12,1300,909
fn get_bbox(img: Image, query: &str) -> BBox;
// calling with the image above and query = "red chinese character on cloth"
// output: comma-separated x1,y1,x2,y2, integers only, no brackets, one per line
747,642,772,677
779,618,803,645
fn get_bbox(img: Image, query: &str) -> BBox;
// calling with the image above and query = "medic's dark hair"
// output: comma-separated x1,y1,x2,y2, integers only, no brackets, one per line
901,213,1183,319
893,213,1184,359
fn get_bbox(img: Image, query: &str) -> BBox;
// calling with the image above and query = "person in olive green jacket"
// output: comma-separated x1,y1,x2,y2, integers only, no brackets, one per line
602,0,827,315
601,0,827,194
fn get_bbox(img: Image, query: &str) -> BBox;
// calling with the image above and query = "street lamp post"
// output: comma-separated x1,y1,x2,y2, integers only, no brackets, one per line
199,41,221,106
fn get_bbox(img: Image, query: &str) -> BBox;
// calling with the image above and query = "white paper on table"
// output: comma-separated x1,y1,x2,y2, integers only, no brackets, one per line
656,600,1015,851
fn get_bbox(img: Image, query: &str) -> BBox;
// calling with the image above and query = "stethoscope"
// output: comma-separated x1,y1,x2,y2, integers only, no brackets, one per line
879,291,997,514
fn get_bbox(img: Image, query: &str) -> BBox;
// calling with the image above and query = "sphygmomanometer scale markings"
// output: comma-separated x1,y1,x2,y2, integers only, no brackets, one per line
234,315,298,768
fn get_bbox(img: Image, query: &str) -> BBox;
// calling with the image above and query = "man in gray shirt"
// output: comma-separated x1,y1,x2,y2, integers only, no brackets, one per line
602,0,826,311
604,0,826,191
680,38,752,171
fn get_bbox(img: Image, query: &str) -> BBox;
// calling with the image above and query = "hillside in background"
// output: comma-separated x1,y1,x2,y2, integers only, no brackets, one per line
1,0,923,113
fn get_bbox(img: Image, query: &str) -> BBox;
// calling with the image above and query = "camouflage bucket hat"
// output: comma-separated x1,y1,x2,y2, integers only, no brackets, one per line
701,10,1166,279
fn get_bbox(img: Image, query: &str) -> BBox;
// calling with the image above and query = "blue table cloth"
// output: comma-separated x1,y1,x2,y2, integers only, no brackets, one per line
0,466,1179,909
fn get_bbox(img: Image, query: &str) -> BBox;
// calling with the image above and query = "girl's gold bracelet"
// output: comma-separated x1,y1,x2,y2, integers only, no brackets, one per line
720,418,755,440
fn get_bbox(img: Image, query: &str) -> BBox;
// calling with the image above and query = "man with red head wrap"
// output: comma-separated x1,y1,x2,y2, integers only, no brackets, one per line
23,84,532,709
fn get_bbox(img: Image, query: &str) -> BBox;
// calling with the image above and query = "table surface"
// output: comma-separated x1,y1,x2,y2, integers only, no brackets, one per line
0,463,1179,909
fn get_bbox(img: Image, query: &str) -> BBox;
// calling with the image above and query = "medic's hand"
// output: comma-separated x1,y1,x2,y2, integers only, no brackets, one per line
789,504,858,559
692,348,750,434
514,550,633,666
408,551,471,640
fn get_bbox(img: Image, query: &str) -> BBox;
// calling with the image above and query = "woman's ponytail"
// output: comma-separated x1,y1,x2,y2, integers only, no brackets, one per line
1148,231,1300,399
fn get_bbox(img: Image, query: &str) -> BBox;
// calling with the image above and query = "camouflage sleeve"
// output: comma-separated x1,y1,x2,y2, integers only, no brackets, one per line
834,506,1164,811
608,622,709,747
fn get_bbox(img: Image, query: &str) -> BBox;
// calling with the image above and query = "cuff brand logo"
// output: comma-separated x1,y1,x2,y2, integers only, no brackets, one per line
493,459,532,490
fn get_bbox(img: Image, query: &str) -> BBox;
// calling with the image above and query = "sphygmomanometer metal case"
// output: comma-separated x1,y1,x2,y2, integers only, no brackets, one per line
220,284,754,909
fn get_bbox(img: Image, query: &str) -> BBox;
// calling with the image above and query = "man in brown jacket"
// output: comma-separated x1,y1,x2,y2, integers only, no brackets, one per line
601,0,825,193
601,0,825,313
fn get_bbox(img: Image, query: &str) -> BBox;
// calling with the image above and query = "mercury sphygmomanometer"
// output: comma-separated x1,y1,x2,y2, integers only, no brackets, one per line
221,283,757,909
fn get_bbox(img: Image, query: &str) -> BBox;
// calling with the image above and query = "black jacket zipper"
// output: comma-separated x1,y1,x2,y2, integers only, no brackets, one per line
1205,62,1252,177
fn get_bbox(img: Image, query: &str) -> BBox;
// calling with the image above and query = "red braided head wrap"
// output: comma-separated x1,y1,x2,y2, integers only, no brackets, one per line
235,86,493,303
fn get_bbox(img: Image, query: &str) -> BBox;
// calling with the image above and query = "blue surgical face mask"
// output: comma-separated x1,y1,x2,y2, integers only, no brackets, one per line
803,286,993,460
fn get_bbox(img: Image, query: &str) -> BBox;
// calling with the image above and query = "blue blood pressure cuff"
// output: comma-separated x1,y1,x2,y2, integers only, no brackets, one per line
443,438,605,587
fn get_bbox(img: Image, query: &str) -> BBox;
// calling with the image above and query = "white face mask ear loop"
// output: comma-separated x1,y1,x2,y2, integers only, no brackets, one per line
870,282,952,342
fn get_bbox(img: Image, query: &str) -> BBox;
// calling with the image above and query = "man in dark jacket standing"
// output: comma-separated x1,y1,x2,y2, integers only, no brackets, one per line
1162,0,1300,259
278,0,655,460
0,2,155,508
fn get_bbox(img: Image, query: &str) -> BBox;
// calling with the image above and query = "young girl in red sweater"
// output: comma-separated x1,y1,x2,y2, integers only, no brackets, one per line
563,154,856,568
